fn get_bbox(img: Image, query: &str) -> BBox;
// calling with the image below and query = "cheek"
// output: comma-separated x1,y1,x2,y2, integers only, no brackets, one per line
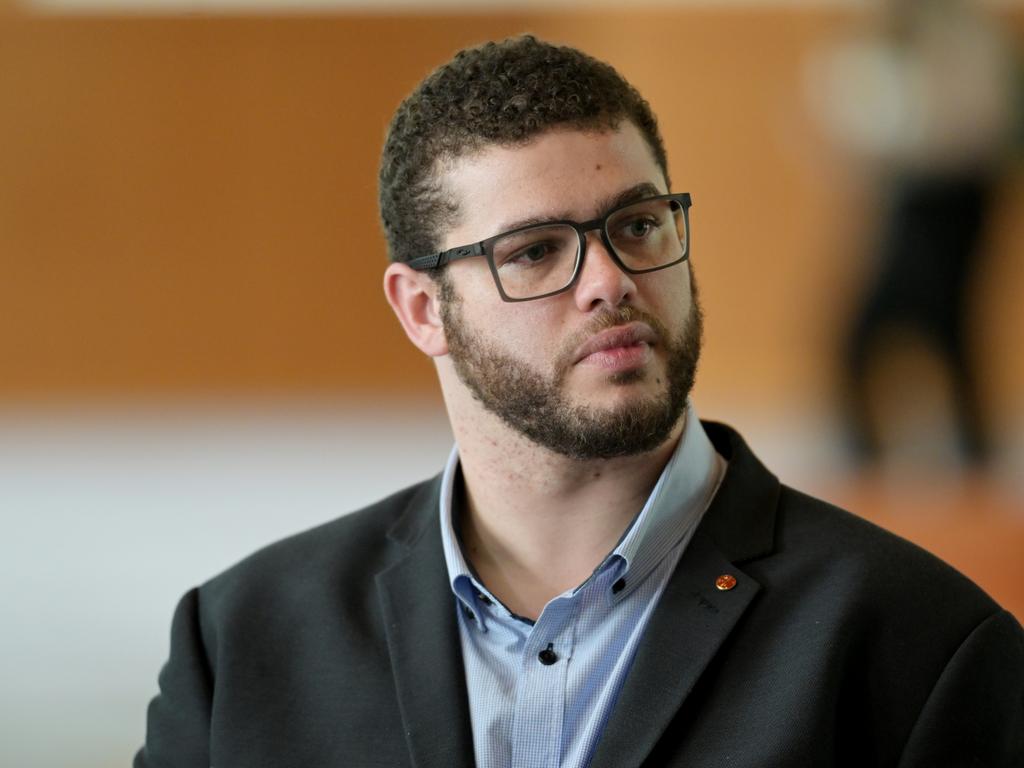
449,260,497,298
493,305,562,355
461,294,566,363
639,267,691,316
672,275,694,319
516,320,564,362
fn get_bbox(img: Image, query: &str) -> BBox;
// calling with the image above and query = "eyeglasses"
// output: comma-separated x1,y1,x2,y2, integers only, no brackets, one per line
406,193,692,302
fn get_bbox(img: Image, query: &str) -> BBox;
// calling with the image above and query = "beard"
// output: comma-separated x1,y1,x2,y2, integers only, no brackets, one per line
439,274,703,461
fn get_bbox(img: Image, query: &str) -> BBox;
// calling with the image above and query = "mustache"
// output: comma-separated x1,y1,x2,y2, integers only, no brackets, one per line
553,306,671,379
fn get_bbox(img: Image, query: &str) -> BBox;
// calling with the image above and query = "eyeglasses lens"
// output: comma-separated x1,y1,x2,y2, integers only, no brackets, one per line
491,224,580,300
607,198,687,270
491,198,687,300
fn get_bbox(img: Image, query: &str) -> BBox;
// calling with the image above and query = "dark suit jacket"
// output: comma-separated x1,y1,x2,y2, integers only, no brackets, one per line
136,422,1024,767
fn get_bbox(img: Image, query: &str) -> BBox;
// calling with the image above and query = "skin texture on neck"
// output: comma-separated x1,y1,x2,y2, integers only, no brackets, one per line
443,374,685,620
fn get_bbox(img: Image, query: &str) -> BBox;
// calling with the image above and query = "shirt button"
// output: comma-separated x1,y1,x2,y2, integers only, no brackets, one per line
611,578,626,594
538,643,558,665
462,604,476,621
476,591,493,606
715,574,737,591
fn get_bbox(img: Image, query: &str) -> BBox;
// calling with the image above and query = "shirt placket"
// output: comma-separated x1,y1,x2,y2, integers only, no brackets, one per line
509,596,577,768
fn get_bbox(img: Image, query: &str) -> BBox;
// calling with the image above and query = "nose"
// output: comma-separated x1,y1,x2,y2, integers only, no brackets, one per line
572,230,637,312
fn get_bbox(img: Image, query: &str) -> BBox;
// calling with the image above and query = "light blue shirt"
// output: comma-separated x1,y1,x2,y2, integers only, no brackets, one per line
439,403,726,768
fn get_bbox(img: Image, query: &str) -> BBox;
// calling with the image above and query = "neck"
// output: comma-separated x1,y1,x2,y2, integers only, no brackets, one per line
448,400,685,621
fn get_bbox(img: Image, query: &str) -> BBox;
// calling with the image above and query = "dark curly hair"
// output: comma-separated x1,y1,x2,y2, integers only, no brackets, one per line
378,35,669,265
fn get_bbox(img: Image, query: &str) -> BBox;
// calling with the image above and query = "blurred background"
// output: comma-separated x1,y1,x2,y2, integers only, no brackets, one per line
1,0,1022,765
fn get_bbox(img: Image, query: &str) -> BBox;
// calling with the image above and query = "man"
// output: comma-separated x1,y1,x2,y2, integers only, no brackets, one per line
137,36,1023,767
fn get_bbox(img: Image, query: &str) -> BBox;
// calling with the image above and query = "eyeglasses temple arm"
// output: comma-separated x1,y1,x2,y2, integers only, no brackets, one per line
406,254,443,270
406,242,485,272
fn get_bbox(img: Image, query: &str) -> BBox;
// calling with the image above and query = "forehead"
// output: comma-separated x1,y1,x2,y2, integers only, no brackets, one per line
438,122,667,246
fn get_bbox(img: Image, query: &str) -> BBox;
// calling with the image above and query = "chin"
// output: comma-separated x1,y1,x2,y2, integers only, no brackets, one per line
582,361,659,388
569,371,663,406
607,367,648,385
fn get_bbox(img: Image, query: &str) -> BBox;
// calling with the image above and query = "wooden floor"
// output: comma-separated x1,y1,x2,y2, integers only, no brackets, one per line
819,473,1024,622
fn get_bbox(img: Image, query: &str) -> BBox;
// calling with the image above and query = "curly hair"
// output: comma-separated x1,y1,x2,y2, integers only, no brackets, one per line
378,35,669,265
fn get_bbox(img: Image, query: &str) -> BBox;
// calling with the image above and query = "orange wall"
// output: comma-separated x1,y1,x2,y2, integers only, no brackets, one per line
2,9,1022,422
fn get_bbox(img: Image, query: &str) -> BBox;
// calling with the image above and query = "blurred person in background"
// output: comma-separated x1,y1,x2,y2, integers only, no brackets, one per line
137,35,1024,768
809,0,1019,468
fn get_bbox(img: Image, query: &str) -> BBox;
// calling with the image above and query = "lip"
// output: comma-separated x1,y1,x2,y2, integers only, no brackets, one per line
573,323,658,366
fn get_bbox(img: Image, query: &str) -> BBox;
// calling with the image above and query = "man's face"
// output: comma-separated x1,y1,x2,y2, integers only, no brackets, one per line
436,122,702,460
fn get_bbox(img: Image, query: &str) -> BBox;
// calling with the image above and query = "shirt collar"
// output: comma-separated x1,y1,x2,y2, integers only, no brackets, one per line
609,401,724,597
439,401,725,614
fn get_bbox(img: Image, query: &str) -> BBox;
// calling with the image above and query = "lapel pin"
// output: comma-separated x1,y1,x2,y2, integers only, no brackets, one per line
715,574,737,591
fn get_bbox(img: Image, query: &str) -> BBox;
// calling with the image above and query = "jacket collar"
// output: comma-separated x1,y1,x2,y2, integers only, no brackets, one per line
695,420,780,563
377,475,475,768
590,421,781,768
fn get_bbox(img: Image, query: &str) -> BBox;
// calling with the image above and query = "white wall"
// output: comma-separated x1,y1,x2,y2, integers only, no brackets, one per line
0,401,453,768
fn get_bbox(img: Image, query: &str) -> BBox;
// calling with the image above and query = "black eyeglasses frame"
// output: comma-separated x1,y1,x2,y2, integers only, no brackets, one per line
405,192,692,303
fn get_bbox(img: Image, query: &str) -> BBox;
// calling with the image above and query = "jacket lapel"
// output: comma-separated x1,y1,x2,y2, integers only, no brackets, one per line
376,479,475,768
590,422,781,768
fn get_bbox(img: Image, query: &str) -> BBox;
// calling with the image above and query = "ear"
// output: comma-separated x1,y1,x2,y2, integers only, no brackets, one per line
383,262,449,357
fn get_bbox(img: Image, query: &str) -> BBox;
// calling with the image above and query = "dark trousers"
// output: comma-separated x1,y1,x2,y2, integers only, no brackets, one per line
844,172,995,464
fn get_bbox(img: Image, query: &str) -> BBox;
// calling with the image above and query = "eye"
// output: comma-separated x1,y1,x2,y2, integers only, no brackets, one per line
621,216,658,239
500,241,556,268
519,243,551,263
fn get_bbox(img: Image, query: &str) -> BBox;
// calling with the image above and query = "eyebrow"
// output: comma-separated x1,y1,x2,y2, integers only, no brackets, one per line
491,181,664,235
599,182,663,214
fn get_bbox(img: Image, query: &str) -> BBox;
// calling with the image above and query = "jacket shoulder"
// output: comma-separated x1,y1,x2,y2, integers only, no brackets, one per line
771,484,1002,623
195,475,440,633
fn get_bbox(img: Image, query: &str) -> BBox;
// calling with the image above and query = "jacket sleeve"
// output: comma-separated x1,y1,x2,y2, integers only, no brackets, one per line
135,588,213,768
897,609,1024,768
